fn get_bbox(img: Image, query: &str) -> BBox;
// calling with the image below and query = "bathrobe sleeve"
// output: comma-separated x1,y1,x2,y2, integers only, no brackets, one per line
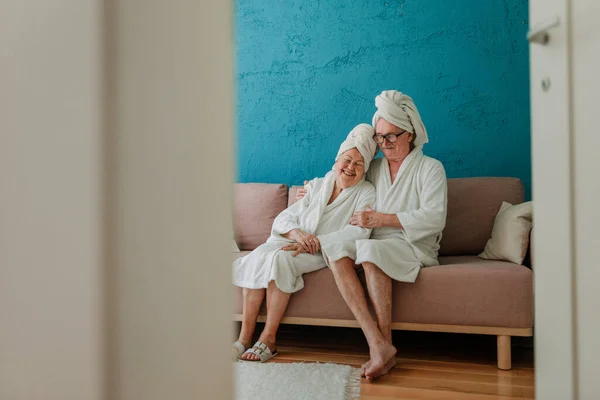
395,160,447,243
271,178,319,237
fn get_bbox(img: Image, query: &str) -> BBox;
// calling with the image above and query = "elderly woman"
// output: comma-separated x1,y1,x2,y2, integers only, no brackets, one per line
297,91,447,380
233,124,377,362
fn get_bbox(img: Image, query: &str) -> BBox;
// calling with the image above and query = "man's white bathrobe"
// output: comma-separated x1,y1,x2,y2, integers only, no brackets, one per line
355,147,447,282
233,171,375,293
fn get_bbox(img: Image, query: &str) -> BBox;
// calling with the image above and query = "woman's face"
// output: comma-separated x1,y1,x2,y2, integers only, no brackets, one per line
375,118,414,161
334,148,365,189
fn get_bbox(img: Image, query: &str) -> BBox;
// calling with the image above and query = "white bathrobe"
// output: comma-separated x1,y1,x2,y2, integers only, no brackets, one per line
355,147,447,282
233,171,375,293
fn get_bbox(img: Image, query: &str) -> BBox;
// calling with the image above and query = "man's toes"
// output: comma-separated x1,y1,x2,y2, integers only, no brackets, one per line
360,360,371,377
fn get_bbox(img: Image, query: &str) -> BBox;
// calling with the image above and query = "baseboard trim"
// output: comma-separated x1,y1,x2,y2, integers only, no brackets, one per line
232,314,533,337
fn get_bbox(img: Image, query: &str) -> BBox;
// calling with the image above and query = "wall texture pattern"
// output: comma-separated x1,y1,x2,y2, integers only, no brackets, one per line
236,0,531,197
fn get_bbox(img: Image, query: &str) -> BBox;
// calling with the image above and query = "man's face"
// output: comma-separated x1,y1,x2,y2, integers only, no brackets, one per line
374,118,414,161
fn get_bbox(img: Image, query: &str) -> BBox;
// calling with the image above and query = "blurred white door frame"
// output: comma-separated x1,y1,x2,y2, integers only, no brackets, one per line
0,1,234,399
107,1,234,399
529,0,576,398
530,0,600,398
570,0,600,397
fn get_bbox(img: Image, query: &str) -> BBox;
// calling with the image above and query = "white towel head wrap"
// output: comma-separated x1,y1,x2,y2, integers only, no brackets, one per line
335,123,377,172
372,90,429,148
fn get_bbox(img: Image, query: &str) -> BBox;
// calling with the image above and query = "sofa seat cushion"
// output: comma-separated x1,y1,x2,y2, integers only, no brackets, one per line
392,256,533,328
232,254,533,329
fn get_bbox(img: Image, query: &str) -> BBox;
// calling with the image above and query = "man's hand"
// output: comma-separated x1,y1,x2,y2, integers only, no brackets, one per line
295,180,309,202
281,243,309,257
350,206,385,228
286,229,320,254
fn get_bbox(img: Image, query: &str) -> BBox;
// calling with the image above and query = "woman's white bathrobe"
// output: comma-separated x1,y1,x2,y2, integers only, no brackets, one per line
355,147,447,282
233,171,376,293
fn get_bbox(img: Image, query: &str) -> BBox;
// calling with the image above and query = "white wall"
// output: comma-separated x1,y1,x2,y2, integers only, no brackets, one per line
572,0,600,397
0,1,105,399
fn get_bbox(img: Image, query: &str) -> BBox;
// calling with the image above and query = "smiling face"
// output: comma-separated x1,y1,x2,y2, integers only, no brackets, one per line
334,148,365,190
375,118,414,162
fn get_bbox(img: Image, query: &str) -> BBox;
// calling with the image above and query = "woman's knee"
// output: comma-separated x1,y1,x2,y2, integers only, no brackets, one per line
271,257,295,276
273,250,294,265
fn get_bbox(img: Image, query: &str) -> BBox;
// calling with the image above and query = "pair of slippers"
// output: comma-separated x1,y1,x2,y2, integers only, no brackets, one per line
232,341,278,362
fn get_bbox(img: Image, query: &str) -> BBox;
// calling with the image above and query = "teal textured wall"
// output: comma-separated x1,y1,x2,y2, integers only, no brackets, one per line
236,0,531,197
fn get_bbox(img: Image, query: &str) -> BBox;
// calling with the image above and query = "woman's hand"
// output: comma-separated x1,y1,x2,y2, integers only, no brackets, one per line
281,243,309,257
350,206,385,228
287,229,320,254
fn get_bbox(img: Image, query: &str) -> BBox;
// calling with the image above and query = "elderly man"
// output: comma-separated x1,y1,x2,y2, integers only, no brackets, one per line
297,90,447,379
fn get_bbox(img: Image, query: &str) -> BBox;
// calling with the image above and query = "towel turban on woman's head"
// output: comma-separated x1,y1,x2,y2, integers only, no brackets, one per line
335,123,377,172
372,90,429,148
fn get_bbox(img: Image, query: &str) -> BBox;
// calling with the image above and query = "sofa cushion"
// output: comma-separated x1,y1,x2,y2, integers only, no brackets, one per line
392,256,533,328
232,253,533,329
234,183,288,250
440,178,524,256
479,201,533,264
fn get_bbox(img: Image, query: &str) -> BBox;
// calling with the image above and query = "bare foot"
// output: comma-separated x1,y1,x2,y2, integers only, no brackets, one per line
379,356,397,376
360,360,371,377
365,342,396,380
362,350,398,378
240,347,260,361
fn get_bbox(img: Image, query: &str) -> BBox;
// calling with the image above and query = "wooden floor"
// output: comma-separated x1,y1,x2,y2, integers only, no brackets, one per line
241,324,534,399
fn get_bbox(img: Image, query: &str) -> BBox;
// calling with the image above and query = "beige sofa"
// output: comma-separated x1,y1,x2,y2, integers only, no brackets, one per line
233,177,533,370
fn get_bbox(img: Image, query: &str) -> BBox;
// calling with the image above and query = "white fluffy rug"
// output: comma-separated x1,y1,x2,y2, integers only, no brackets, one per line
234,361,361,400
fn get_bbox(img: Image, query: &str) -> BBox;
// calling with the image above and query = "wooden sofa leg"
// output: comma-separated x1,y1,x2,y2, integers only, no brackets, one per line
497,335,512,370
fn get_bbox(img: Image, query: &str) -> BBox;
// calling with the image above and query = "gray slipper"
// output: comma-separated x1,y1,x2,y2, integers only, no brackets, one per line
232,341,246,361
240,341,278,363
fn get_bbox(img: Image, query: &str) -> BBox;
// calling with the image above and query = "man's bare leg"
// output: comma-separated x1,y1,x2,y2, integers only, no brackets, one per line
329,257,396,379
236,288,265,352
242,281,291,361
360,262,396,377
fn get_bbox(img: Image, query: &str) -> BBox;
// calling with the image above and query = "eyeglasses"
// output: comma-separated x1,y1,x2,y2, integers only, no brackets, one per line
372,130,408,144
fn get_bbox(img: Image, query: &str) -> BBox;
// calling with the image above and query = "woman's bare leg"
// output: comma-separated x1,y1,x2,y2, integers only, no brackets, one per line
242,281,291,360
236,288,265,350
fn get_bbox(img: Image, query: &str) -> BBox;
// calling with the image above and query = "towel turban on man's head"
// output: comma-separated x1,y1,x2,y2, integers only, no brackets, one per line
335,123,377,172
372,90,429,148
